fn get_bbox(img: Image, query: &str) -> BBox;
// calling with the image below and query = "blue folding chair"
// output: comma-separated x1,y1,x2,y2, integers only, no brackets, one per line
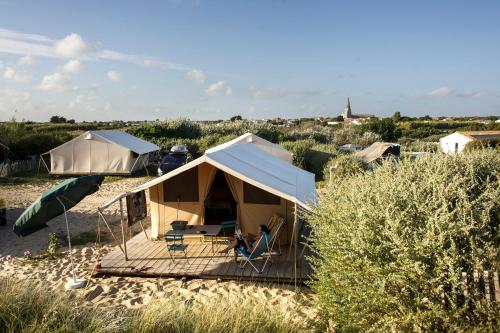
236,218,285,273
164,234,189,265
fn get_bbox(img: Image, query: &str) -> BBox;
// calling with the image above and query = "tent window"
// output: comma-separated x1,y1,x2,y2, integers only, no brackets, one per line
243,182,280,205
163,167,199,202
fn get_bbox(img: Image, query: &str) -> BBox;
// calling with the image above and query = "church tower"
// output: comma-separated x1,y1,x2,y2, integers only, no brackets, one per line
342,97,352,119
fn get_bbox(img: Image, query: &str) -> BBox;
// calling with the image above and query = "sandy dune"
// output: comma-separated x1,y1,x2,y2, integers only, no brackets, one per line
0,177,315,315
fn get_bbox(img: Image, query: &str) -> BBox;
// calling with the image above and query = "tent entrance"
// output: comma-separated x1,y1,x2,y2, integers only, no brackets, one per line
204,170,237,226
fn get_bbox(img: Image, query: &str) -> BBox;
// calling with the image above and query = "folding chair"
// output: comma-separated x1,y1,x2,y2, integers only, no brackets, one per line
267,214,285,255
237,218,285,274
164,234,189,266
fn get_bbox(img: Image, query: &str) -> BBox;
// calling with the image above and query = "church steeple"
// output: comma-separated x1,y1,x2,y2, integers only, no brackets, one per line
342,97,352,119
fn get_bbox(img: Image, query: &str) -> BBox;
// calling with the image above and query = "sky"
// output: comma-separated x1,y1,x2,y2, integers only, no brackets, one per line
0,0,499,121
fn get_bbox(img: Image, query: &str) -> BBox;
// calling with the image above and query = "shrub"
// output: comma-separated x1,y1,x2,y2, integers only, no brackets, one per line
308,150,500,332
332,127,381,147
46,232,59,258
464,139,500,152
322,154,370,183
281,140,315,169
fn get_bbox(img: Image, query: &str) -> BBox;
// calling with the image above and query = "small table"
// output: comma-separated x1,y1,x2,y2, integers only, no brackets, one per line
165,225,222,253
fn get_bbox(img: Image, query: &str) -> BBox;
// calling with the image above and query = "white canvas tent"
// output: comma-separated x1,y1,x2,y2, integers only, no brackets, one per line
48,130,160,175
100,137,316,242
205,133,293,163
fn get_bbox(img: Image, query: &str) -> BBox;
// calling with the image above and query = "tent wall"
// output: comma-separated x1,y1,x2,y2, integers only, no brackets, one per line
51,135,139,174
148,162,294,243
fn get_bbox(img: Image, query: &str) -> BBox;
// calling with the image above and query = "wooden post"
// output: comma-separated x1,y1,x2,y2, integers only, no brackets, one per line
119,198,128,261
484,271,491,304
493,271,500,302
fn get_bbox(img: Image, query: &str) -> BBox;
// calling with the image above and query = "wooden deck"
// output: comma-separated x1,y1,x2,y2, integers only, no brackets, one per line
97,230,311,283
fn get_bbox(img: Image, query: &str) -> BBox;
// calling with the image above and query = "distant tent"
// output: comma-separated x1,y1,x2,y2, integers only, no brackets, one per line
48,130,159,175
205,133,293,164
355,142,400,164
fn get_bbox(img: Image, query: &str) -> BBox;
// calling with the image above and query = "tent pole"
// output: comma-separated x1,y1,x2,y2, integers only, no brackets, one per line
97,210,124,254
56,197,77,283
119,198,128,260
294,202,297,288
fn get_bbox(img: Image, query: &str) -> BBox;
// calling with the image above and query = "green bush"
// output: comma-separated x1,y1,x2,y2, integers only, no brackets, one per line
322,154,370,183
281,140,315,169
128,119,202,140
308,150,500,332
464,139,500,152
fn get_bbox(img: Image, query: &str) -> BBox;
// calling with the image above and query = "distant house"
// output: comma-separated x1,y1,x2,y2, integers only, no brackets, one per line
341,98,374,123
338,144,364,153
439,131,500,154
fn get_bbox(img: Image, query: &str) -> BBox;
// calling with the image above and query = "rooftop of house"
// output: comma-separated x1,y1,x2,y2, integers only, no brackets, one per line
458,131,500,140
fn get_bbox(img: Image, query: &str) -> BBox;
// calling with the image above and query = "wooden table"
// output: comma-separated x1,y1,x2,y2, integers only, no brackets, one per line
165,225,222,253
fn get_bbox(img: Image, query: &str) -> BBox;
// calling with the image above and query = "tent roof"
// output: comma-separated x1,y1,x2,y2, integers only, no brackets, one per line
88,130,160,154
205,133,293,163
101,141,316,211
355,142,400,163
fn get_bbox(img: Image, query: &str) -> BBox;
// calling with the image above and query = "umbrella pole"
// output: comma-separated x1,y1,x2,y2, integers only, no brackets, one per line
56,197,85,289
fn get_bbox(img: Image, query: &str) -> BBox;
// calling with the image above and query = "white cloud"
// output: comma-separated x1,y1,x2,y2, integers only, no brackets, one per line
3,66,32,82
17,55,34,66
63,59,83,73
55,33,88,58
0,28,192,71
456,90,485,98
186,69,206,84
429,86,452,97
38,72,76,92
252,87,321,99
205,80,231,97
107,71,121,81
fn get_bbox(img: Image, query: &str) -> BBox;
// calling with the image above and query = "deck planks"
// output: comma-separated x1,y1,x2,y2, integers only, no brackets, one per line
97,229,310,283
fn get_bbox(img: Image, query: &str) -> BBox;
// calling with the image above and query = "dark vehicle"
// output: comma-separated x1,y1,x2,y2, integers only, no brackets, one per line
157,145,192,176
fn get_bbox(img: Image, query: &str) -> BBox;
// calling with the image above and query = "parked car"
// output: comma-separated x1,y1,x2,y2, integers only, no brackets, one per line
157,145,192,176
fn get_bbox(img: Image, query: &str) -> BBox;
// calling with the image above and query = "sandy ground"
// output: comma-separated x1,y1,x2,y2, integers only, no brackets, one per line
0,177,315,315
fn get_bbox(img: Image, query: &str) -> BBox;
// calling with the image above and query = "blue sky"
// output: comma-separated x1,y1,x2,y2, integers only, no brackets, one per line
0,0,499,121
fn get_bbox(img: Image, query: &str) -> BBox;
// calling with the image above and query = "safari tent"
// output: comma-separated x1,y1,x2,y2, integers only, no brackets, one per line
101,135,316,242
47,130,160,175
205,133,293,164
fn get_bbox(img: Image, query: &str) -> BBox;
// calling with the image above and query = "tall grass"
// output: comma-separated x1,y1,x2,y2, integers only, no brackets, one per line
0,279,121,333
132,296,313,333
0,279,313,333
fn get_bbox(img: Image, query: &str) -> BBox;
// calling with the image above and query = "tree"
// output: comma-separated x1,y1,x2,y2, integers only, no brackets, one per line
49,116,67,123
230,115,243,122
363,118,402,141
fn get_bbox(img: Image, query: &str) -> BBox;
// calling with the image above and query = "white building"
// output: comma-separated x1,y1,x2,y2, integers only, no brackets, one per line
439,131,500,154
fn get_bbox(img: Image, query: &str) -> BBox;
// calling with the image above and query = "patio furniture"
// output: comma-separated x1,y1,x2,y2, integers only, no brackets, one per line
220,219,237,237
164,234,189,265
165,224,222,253
267,214,285,255
237,217,285,274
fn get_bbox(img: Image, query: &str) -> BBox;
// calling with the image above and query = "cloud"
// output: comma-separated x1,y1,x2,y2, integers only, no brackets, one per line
456,90,485,98
3,66,32,82
0,27,192,71
0,88,31,115
186,69,206,84
252,87,321,99
38,72,76,92
429,86,452,97
107,71,121,81
54,33,88,58
205,80,232,97
63,59,83,73
17,55,34,66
